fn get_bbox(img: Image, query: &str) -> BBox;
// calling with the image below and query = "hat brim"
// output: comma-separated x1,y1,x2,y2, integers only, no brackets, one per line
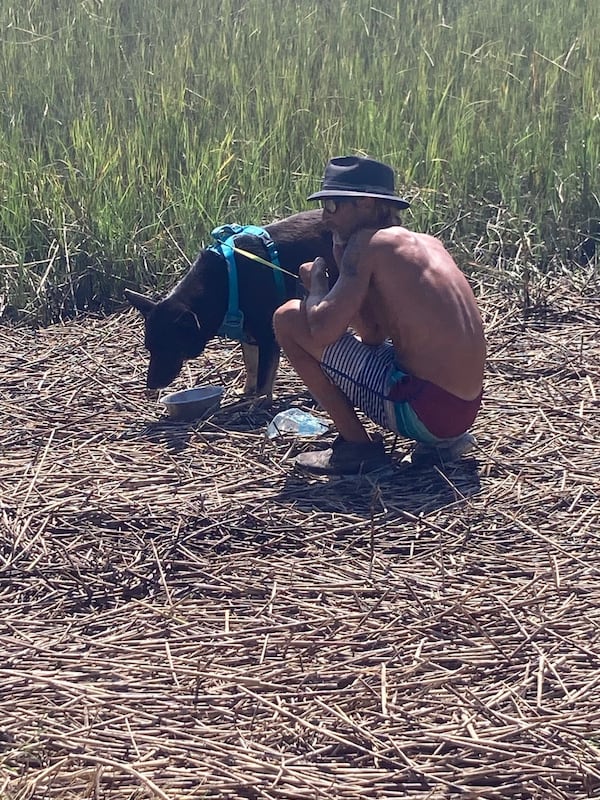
307,189,410,209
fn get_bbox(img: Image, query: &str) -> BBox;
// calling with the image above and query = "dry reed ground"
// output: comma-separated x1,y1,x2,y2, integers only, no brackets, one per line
0,275,599,799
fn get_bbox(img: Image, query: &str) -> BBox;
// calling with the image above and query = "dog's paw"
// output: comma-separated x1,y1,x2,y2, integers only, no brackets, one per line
249,393,273,410
241,382,258,396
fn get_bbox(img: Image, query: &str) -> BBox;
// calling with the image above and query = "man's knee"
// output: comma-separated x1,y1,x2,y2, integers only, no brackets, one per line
273,299,301,344
273,300,326,363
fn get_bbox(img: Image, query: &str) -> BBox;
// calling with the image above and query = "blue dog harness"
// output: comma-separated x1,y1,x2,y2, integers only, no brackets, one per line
209,224,286,342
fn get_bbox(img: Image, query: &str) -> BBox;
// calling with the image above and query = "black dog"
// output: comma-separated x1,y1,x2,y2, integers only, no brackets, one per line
125,209,336,398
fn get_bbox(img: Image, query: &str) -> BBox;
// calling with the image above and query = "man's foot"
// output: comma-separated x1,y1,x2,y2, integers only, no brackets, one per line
294,435,391,475
410,432,477,467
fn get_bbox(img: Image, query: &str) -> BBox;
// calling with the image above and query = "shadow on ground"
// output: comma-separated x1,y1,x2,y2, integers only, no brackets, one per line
274,454,482,518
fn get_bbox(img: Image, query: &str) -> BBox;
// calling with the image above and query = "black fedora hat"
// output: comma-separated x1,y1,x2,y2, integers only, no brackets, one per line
307,155,410,208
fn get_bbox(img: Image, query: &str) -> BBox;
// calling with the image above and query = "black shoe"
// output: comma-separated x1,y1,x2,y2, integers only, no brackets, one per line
410,432,476,467
294,435,390,475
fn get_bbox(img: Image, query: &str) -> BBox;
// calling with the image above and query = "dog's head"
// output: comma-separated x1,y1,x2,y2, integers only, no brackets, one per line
125,290,209,391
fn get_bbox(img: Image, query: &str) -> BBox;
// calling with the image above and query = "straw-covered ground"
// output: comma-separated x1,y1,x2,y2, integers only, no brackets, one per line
1,271,599,799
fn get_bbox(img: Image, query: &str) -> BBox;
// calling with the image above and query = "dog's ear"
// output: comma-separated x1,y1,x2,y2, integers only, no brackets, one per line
124,289,157,318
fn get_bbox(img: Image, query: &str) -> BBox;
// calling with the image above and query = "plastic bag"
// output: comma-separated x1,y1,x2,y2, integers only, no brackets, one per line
266,408,329,439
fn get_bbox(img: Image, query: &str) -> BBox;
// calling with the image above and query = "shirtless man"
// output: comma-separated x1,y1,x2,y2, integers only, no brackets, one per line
273,155,486,474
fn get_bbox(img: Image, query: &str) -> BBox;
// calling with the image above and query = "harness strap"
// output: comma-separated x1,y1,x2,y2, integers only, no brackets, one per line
209,224,286,342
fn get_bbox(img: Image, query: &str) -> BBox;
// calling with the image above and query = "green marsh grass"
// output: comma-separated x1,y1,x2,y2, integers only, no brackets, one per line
0,0,598,321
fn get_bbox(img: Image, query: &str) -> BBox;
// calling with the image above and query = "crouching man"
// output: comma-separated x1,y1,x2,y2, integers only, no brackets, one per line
273,155,486,475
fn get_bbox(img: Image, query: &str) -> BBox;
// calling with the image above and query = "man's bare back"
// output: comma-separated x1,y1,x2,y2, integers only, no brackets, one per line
340,225,486,401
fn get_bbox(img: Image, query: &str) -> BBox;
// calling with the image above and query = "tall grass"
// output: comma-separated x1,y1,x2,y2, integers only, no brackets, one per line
0,0,598,321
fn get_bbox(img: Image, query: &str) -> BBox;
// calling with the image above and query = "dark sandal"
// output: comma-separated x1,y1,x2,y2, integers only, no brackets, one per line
410,432,476,467
294,435,391,475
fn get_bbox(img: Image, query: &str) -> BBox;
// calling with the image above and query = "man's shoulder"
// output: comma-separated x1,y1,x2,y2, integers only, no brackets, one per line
350,224,412,249
358,226,427,264
348,226,436,276
375,226,447,256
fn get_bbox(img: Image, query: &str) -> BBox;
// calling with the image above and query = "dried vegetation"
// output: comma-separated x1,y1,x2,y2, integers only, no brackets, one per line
1,276,599,799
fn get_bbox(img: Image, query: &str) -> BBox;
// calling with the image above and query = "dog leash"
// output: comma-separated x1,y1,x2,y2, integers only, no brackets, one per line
226,243,298,279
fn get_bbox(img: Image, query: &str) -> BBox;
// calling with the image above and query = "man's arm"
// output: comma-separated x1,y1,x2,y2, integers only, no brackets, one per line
304,233,373,348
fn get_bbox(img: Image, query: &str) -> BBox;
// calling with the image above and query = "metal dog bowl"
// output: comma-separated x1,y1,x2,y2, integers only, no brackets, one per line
159,385,223,421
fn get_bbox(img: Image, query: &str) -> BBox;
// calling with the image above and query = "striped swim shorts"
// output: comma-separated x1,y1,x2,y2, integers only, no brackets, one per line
320,333,481,443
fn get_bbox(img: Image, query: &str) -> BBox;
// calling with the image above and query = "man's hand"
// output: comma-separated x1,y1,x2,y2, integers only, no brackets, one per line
300,257,330,295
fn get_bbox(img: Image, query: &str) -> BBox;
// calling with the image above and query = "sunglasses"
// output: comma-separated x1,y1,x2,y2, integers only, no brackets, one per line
320,197,352,214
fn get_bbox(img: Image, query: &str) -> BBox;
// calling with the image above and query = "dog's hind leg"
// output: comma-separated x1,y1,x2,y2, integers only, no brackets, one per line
241,342,259,395
256,340,280,401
